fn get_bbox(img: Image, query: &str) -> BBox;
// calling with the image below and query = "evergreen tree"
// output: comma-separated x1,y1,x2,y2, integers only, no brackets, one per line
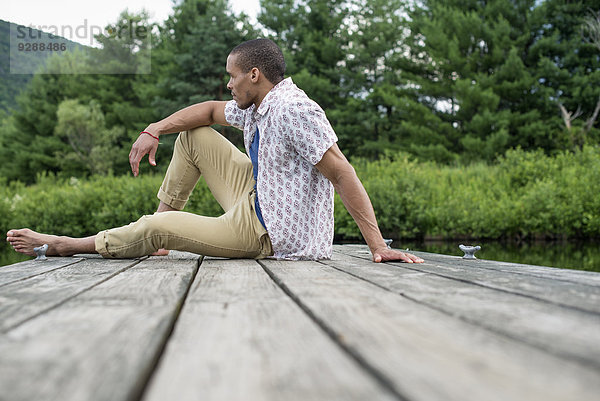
329,0,423,158
398,0,541,162
583,9,600,52
399,0,600,161
529,1,600,151
259,0,349,111
54,99,122,176
0,11,158,182
150,0,257,148
260,0,399,158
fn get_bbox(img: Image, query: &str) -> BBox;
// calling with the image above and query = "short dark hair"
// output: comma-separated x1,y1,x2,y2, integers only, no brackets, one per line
230,39,286,85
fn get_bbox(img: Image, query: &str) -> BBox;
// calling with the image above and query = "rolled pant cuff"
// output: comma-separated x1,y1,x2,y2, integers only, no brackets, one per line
95,230,113,258
157,187,187,210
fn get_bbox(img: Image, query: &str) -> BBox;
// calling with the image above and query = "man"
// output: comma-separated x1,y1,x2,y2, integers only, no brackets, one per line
7,39,423,264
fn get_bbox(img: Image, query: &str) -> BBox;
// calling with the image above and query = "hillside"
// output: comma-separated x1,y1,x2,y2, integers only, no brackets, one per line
0,19,84,112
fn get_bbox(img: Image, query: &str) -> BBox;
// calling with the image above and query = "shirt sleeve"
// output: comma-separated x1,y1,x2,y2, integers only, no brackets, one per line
224,100,246,130
284,100,338,165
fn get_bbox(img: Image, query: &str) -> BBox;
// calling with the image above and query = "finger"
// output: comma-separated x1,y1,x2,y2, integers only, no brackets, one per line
375,251,412,263
406,252,424,263
129,147,136,173
131,157,139,176
129,137,147,176
149,146,157,166
391,251,413,263
129,148,141,176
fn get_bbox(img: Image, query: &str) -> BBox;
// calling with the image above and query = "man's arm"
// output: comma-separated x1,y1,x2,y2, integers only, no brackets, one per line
129,101,229,176
315,144,424,263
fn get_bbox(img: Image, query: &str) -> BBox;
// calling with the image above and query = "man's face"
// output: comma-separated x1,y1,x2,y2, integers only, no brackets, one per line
226,54,255,110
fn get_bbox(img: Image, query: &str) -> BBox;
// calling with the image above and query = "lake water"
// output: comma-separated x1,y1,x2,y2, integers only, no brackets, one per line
1,240,599,273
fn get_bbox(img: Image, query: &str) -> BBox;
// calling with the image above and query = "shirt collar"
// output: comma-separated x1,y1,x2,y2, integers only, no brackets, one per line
255,77,293,116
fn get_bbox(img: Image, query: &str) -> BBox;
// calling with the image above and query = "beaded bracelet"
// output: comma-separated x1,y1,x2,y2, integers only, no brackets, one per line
140,131,159,141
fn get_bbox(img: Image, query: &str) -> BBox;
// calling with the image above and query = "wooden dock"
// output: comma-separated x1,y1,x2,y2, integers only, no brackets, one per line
1,244,599,401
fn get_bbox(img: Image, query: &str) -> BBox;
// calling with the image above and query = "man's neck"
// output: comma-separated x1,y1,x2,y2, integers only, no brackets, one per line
254,79,283,109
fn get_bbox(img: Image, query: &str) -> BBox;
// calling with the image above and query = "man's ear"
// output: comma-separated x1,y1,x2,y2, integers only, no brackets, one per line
250,67,260,83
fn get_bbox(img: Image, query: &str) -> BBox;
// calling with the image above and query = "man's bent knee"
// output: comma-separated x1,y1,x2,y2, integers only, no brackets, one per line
140,213,171,237
178,126,219,146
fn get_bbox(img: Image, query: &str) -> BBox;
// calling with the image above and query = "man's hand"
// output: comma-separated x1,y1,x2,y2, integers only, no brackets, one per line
372,247,425,263
129,131,159,177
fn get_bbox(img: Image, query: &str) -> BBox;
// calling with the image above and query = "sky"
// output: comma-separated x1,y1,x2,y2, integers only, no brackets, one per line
4,0,261,47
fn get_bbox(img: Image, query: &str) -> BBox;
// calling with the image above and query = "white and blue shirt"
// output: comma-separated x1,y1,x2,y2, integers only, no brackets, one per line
224,78,338,260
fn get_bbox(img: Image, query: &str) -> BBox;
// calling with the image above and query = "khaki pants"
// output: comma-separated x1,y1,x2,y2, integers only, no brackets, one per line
95,127,272,259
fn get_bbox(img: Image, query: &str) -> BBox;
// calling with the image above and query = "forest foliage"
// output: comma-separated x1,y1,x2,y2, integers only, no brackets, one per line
0,0,598,182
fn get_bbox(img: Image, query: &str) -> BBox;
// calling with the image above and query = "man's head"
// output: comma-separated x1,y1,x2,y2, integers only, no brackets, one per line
226,38,286,109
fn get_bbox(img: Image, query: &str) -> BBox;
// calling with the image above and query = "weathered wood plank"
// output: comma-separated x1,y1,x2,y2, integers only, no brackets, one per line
407,247,600,286
336,244,600,285
327,250,600,370
0,254,200,401
261,258,600,401
0,257,141,332
0,257,84,287
142,258,397,401
337,245,600,314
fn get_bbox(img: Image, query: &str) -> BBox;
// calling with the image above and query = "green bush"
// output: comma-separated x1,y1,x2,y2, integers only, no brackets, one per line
2,146,600,241
339,146,600,241
2,173,221,237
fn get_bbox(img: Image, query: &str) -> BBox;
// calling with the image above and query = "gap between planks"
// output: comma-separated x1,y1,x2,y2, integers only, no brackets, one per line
0,257,147,333
0,254,202,401
257,259,408,401
142,257,399,401
325,250,600,371
259,257,600,401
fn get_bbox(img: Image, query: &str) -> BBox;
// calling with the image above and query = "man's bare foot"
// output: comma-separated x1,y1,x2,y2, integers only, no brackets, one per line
6,228,96,257
152,249,170,256
6,229,64,256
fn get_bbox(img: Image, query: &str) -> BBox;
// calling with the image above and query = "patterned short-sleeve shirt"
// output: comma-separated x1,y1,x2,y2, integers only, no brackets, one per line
224,78,338,260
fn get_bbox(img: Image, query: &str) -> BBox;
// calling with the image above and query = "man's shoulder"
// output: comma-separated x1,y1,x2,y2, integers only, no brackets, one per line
272,84,322,113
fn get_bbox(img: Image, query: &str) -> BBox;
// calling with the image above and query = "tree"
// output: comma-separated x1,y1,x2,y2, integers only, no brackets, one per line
396,0,545,162
259,0,349,110
582,9,600,52
260,0,408,157
553,6,600,151
330,0,432,159
528,1,600,151
54,99,122,176
151,0,257,147
0,11,159,182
